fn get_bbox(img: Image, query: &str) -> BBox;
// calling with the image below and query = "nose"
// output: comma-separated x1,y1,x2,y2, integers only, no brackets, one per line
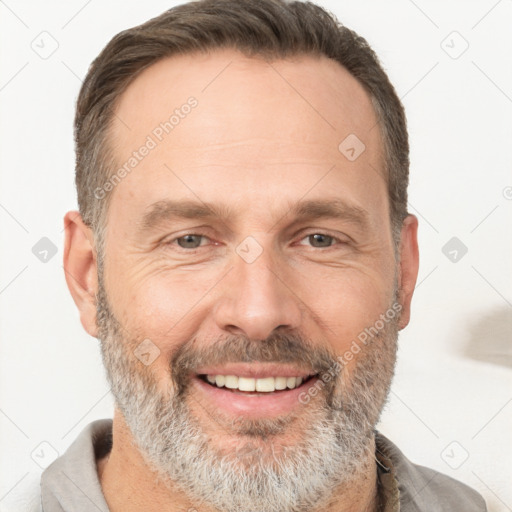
212,243,303,341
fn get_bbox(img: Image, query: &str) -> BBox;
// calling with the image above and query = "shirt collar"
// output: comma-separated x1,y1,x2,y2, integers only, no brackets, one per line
375,431,401,512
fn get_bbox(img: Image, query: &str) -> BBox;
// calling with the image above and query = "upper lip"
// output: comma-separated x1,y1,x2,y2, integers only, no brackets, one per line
194,363,317,379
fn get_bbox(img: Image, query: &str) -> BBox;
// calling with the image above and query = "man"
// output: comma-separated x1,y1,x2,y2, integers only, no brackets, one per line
41,0,487,510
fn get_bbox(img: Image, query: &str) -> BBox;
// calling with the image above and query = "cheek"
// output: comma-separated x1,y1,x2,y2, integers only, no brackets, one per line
111,266,216,357
107,272,206,389
311,271,394,354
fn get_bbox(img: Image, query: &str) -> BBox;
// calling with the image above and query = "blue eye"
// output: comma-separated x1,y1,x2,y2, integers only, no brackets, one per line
303,233,336,248
165,232,343,252
175,234,207,249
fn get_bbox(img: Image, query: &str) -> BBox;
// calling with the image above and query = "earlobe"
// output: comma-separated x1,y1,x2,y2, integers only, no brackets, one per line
63,211,99,338
397,215,419,330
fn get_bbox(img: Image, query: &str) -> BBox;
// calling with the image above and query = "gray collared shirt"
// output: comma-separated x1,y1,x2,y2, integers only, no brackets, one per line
40,419,487,511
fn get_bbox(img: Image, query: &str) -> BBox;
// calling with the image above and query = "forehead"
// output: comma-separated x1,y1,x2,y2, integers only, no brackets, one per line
111,48,381,150
107,48,386,223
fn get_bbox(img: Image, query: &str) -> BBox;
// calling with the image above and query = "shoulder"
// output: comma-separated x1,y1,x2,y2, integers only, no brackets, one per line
40,419,112,512
375,432,487,512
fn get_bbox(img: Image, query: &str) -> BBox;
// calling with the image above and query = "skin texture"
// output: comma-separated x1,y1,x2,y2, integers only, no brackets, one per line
63,49,419,511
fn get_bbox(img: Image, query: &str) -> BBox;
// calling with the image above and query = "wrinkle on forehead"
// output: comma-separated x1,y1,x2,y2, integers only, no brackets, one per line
109,48,383,167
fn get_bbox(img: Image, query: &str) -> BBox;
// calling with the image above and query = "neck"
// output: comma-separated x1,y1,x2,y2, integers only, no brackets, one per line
98,409,379,512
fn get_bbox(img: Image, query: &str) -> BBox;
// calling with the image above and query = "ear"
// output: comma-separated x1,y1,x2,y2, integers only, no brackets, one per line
397,214,419,330
63,211,99,338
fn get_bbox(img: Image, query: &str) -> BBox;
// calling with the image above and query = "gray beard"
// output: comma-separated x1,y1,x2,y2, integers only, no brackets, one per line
95,276,399,512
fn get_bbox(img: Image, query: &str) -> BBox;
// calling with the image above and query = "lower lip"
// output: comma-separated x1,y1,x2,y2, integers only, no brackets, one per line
191,376,319,418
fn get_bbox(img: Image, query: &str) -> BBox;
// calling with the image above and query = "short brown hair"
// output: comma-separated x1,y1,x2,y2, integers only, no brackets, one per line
75,0,409,249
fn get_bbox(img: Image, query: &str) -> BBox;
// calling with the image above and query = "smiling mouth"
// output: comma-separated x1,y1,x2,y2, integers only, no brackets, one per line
197,374,317,394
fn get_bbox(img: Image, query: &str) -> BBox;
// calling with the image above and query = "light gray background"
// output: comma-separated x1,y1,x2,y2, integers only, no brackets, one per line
1,1,511,511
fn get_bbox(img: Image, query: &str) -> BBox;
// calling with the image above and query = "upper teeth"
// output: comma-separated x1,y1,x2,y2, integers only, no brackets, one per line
206,375,305,392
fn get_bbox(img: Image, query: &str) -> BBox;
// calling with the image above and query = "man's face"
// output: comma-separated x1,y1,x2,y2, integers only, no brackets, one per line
86,49,416,511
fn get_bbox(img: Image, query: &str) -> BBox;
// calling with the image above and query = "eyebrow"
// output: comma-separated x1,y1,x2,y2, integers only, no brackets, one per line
139,198,370,233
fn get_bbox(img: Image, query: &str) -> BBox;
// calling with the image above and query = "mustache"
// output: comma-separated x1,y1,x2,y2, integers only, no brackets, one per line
170,331,340,396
